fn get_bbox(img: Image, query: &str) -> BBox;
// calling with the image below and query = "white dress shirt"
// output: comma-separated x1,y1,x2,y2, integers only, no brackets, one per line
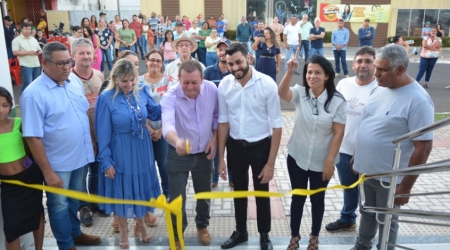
218,67,282,142
288,85,346,172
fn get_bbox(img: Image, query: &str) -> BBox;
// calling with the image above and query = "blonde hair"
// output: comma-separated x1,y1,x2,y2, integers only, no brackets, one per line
106,58,140,100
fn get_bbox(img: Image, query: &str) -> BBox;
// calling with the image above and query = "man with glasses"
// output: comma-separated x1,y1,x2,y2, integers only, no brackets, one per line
283,16,301,74
12,22,42,92
325,46,378,233
20,42,101,250
71,38,106,227
164,33,206,85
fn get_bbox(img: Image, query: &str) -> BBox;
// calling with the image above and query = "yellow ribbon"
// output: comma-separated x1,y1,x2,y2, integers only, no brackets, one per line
185,139,190,155
195,174,366,199
2,174,366,250
0,180,185,250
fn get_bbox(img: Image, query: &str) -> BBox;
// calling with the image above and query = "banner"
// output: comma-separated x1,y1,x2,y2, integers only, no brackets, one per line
319,3,390,23
274,0,317,24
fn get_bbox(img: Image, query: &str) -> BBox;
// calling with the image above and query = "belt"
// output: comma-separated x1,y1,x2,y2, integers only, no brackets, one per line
231,136,271,147
168,145,205,156
260,55,274,58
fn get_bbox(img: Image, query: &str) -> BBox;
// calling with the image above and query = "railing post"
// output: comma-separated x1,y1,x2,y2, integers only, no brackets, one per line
380,143,401,250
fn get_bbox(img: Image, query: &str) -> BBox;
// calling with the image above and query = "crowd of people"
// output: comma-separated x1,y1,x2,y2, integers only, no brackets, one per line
0,10,441,250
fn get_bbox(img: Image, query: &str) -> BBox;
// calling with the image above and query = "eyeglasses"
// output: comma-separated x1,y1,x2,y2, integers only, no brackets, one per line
312,98,318,116
148,58,162,64
46,58,74,68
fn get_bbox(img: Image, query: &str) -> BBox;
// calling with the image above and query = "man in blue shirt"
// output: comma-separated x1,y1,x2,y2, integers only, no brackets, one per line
332,18,350,77
21,42,101,250
203,39,234,188
358,18,375,47
4,16,17,59
309,18,325,57
216,16,225,38
252,20,265,68
236,16,253,55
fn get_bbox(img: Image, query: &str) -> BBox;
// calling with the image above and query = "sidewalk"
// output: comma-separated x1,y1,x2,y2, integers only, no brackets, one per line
36,112,450,249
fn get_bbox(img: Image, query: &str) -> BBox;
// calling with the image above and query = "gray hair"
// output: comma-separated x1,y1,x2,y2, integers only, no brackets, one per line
42,41,68,61
71,38,94,55
376,44,409,71
314,17,320,23
302,14,308,18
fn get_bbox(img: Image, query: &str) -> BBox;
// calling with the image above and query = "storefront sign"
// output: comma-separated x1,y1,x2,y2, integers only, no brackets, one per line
319,3,390,23
274,0,317,24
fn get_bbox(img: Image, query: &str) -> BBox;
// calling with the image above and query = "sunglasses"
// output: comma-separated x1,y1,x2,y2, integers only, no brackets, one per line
312,98,318,116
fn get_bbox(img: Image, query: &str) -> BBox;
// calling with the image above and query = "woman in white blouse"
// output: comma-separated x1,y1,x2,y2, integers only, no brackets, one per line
278,55,346,250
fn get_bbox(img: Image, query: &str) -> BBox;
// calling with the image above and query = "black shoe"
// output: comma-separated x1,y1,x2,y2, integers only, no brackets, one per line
221,230,248,249
96,209,111,217
260,233,273,250
325,219,356,232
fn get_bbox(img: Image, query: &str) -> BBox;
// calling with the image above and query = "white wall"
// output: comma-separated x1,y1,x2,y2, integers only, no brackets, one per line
56,0,140,11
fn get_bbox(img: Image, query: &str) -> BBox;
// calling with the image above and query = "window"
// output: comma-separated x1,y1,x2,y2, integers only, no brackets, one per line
395,9,410,36
396,9,449,37
247,0,267,21
273,0,317,25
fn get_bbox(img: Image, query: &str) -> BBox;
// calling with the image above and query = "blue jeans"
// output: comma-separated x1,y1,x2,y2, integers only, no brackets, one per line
7,47,14,59
300,40,310,60
416,57,438,82
142,35,148,57
336,153,359,225
79,161,99,210
46,166,84,249
239,41,253,55
309,47,324,57
197,47,207,66
119,46,132,52
333,49,348,75
218,32,224,38
287,155,330,237
191,42,200,60
100,47,113,72
206,51,218,67
156,36,165,50
284,44,300,72
134,37,145,59
354,179,399,250
21,66,40,92
152,136,170,198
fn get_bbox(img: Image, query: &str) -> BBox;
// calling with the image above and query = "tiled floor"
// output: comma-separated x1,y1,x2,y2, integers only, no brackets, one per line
35,112,450,249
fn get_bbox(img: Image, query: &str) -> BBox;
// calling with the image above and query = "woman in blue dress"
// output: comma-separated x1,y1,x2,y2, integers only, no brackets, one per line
95,58,161,249
252,27,281,82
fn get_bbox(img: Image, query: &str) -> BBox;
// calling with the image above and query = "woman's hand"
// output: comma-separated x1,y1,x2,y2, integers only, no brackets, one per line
105,166,116,179
322,163,334,181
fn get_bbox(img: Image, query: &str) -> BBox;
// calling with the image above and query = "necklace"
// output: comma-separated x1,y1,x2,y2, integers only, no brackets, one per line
123,94,143,139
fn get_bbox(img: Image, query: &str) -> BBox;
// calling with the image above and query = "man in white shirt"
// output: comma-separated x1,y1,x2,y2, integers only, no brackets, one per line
297,14,313,60
12,22,41,92
189,20,202,60
283,16,301,74
325,46,378,233
217,43,282,250
221,14,228,33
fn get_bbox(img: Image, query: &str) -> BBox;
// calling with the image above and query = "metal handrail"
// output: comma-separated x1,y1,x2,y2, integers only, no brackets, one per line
358,117,450,250
392,116,450,144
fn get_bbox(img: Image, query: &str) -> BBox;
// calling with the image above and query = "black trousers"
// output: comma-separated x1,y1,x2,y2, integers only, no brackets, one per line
226,136,271,234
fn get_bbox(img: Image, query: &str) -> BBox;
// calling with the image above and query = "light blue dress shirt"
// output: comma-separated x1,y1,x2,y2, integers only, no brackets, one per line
21,71,95,171
331,27,350,50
